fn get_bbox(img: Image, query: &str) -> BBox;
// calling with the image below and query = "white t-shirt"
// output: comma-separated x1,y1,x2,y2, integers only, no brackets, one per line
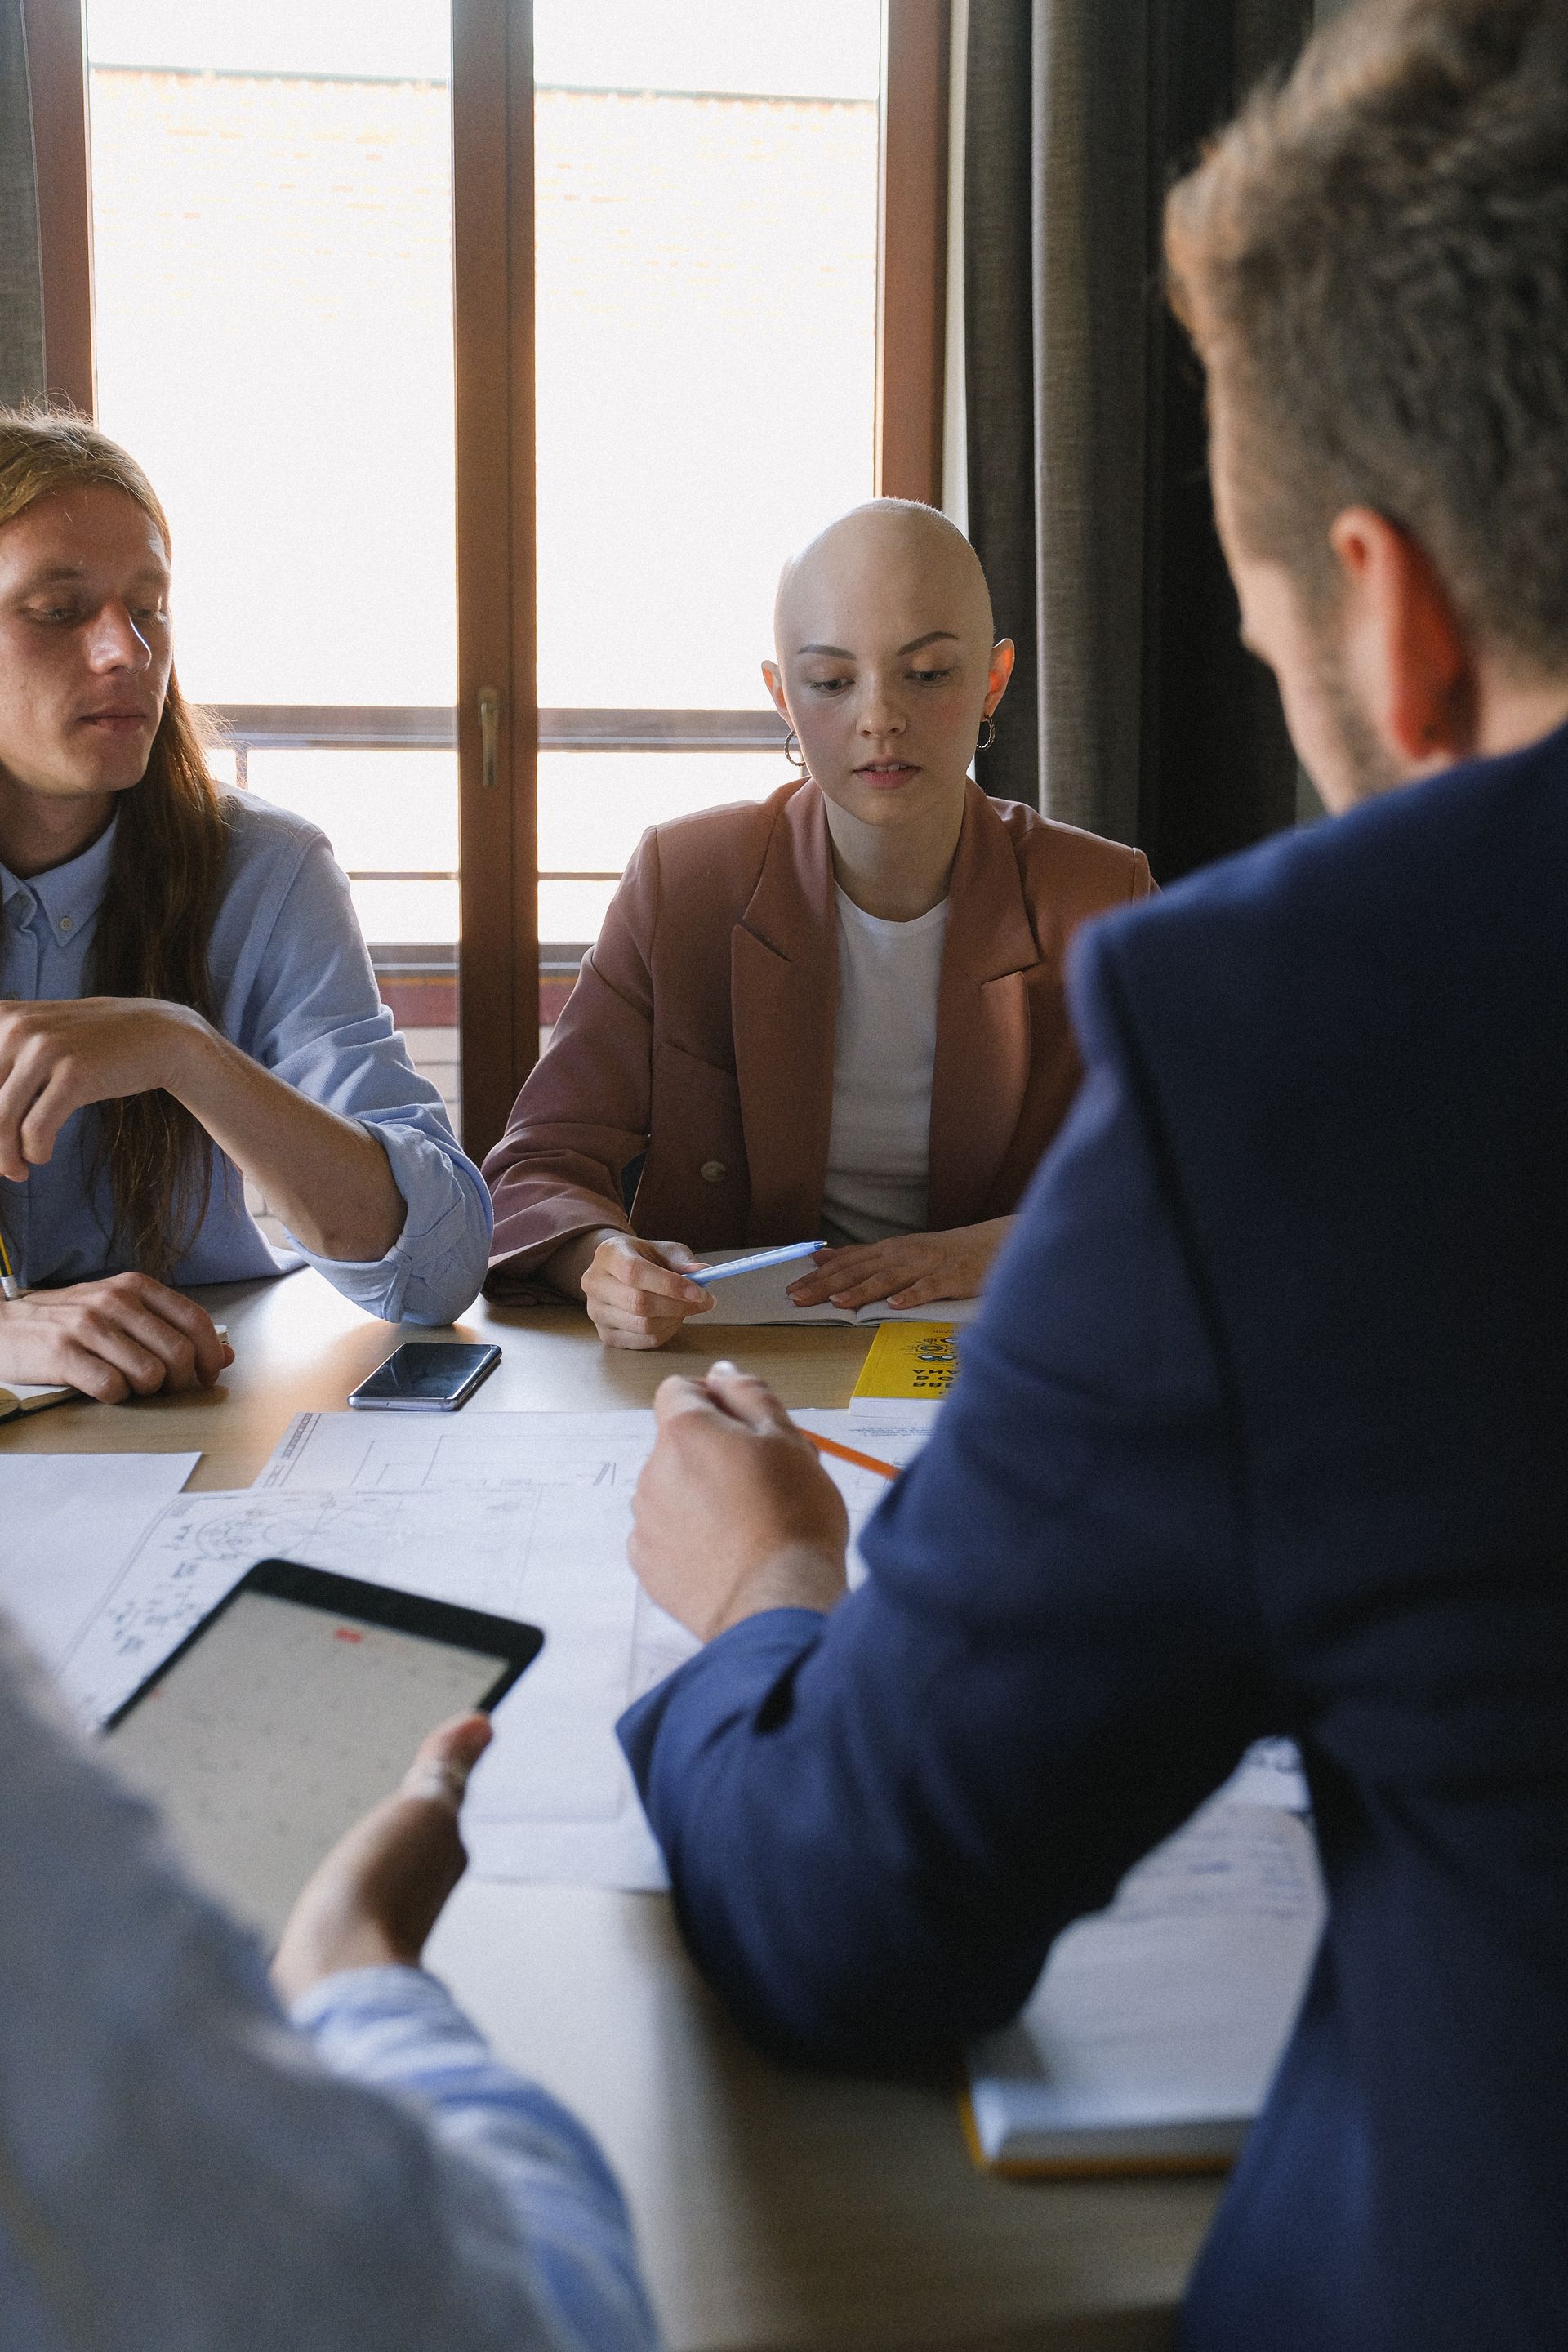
820,886,949,1245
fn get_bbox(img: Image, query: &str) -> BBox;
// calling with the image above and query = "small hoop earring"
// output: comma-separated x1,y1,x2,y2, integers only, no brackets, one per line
976,716,996,754
784,728,808,773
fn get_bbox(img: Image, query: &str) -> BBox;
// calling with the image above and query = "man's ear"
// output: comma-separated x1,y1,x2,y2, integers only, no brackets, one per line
1328,507,1478,768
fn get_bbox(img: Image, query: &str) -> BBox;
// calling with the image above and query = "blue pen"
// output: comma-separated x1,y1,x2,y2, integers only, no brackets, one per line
694,1241,826,1284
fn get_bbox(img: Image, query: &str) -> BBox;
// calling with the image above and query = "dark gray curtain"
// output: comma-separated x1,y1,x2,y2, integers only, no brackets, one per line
964,0,1310,879
1,0,45,407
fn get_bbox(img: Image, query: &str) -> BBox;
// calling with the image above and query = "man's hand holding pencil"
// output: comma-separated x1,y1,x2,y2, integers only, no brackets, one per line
630,1361,853,1642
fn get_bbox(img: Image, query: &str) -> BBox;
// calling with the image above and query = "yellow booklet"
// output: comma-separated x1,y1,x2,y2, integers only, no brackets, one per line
850,1321,963,1401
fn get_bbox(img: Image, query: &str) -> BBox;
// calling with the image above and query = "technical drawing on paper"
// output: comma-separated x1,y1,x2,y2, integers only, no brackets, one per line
350,1437,621,1493
56,1405,942,1891
56,1470,693,1889
258,1410,663,1494
61,1484,547,1726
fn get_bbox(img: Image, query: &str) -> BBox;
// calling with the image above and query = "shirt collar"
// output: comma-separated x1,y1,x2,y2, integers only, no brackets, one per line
1,813,120,937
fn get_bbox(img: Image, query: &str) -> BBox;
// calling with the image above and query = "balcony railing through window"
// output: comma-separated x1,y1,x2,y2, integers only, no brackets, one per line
212,700,791,1051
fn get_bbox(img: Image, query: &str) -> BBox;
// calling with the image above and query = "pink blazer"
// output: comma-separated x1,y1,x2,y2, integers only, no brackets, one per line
483,779,1152,1294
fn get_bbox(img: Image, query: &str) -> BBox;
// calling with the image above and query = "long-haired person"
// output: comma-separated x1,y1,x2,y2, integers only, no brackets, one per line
484,499,1151,1347
0,413,490,1401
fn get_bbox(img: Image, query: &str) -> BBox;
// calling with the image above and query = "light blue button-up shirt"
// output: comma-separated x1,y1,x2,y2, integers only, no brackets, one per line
0,792,490,1325
0,1614,661,2351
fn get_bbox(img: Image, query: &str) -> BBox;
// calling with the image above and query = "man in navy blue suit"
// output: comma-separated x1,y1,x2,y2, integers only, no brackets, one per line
617,2,1568,2345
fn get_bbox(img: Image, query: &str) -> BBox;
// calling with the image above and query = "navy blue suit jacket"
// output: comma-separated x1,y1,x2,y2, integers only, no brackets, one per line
620,724,1568,2350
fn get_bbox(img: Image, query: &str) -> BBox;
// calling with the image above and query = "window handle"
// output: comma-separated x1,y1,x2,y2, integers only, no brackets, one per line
478,686,501,790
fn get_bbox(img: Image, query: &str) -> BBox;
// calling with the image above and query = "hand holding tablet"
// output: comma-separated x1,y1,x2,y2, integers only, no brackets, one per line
271,1709,495,2003
102,1560,543,1944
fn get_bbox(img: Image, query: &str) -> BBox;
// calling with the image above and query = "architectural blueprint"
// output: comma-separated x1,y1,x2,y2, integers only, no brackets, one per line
249,1403,942,1886
16,1406,933,1891
6,1408,1303,1892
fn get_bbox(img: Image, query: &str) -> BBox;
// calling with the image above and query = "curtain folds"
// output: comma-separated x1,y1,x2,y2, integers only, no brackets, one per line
0,0,45,408
964,0,1309,879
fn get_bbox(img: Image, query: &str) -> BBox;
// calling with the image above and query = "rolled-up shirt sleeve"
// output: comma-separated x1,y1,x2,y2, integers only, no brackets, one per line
234,831,492,1325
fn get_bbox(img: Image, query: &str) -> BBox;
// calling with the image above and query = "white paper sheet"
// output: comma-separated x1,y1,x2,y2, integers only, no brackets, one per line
0,1451,203,1699
248,1404,940,1886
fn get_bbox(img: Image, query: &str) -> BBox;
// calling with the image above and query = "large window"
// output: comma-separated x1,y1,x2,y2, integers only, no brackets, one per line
532,6,880,956
63,0,942,1154
85,0,464,1121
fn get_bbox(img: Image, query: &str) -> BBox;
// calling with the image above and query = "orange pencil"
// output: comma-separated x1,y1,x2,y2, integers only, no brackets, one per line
804,1429,901,1482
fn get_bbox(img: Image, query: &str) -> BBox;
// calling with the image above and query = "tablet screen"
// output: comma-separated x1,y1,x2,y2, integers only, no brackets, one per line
104,1567,538,1941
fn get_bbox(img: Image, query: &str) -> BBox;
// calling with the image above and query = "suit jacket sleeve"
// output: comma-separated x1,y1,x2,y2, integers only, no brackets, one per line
483,832,664,1296
619,926,1273,2066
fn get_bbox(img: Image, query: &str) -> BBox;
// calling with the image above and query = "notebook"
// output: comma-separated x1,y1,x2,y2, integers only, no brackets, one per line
0,1381,75,1427
964,1793,1325,2175
697,1255,982,1330
850,1321,964,1398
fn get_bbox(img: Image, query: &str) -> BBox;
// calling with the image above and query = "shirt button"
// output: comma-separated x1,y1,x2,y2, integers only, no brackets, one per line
699,1160,728,1183
58,915,74,934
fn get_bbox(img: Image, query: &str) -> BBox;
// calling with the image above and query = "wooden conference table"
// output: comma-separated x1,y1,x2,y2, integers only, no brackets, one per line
3,1268,1218,2351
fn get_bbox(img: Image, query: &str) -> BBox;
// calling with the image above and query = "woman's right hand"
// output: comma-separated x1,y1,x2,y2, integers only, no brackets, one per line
580,1233,715,1350
0,1273,232,1402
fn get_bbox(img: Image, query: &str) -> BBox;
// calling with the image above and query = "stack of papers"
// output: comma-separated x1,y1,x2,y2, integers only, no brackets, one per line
1,1405,941,1892
250,1403,941,1886
3,1414,1315,1932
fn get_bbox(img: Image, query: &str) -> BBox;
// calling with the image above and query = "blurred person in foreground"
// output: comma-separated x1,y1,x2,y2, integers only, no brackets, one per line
615,4,1568,2345
0,1614,657,2350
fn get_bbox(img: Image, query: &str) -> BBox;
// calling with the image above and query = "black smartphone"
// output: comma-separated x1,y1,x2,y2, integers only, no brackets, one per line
348,1340,501,1411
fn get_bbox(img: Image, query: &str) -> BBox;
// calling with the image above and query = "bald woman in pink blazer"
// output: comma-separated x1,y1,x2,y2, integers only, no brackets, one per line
484,502,1152,1344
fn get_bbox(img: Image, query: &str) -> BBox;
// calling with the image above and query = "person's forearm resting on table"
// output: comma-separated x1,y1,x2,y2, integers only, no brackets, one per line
539,1224,629,1300
0,995,405,1263
168,1012,406,1262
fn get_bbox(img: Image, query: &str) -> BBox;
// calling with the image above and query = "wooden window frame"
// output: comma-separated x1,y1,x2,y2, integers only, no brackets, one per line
20,0,95,410
27,0,951,1162
452,0,538,1163
878,0,951,506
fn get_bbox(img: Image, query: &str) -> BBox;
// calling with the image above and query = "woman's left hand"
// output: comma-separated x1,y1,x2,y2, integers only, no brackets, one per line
785,1217,1014,1312
0,996,200,1178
